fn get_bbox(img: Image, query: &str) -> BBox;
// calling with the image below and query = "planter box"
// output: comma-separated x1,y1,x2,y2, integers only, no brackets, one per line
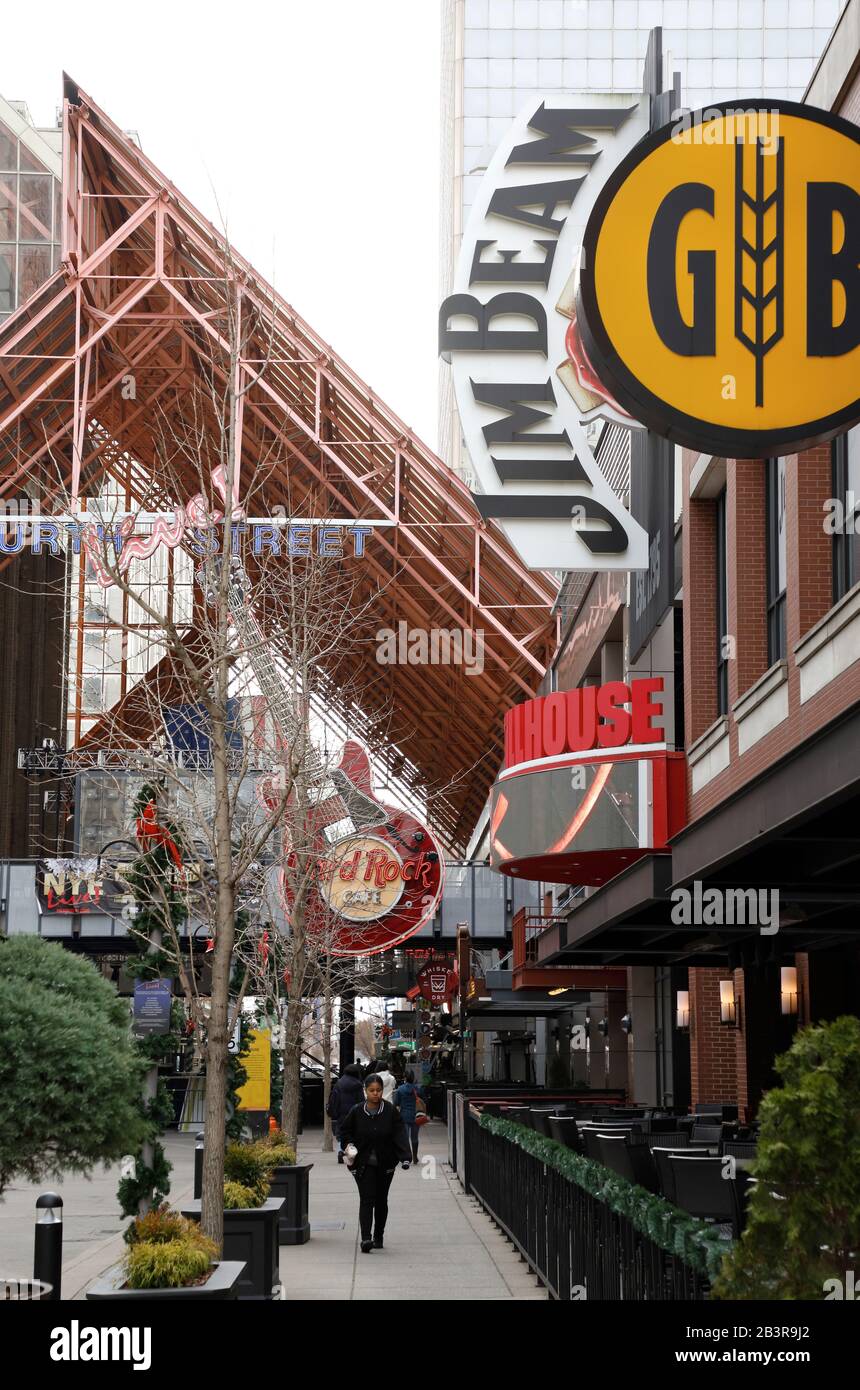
181,1198,284,1301
268,1163,313,1245
86,1261,244,1301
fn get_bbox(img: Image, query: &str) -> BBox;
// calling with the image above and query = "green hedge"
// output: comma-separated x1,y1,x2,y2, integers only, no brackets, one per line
478,1113,731,1283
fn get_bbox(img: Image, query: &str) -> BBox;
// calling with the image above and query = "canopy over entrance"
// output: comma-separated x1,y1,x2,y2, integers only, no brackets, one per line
0,77,557,850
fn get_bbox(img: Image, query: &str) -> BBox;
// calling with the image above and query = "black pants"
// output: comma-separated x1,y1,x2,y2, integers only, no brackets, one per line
354,1165,395,1241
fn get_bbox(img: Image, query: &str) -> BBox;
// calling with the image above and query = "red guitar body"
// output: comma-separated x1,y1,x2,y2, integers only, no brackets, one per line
273,741,445,957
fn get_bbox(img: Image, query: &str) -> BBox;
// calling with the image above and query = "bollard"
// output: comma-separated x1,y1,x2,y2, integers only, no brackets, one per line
194,1131,205,1200
33,1193,63,1301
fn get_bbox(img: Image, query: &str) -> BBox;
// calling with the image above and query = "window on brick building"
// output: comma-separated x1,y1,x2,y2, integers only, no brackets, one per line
715,487,729,716
831,430,859,604
766,457,787,664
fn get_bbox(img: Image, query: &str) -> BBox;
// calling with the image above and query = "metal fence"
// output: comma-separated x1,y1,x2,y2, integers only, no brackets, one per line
463,1108,710,1301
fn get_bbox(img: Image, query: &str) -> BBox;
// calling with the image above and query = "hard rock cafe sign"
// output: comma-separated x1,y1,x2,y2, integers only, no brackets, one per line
439,96,649,572
321,835,438,924
279,743,446,958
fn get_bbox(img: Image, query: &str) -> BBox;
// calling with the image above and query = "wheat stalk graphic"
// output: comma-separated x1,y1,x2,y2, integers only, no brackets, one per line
734,135,785,407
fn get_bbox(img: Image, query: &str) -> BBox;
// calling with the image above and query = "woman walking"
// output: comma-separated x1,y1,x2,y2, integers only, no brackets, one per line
394,1068,427,1164
326,1063,365,1163
340,1073,412,1252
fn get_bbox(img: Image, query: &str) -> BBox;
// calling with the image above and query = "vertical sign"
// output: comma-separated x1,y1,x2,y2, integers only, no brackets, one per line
628,431,676,663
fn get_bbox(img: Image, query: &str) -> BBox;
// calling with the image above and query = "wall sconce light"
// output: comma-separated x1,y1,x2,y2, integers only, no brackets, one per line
719,978,737,1026
780,965,798,1018
620,1013,632,1035
676,990,690,1030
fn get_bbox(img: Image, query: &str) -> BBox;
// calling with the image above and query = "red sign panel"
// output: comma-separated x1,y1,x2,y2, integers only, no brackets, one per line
504,677,665,769
416,959,457,1004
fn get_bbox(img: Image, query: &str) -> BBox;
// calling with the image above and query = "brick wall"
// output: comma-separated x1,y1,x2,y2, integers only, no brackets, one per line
728,460,768,703
685,450,860,823
688,967,737,1107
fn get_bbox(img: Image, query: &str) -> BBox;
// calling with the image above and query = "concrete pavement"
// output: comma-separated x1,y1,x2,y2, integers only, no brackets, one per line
1,1124,548,1301
0,1131,197,1300
282,1121,548,1301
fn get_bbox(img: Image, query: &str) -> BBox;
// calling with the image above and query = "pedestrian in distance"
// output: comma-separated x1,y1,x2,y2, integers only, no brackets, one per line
372,1059,398,1104
395,1068,428,1164
326,1063,365,1163
340,1073,412,1252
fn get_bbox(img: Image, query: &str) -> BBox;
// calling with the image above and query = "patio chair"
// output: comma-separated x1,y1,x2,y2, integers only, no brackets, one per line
596,1135,658,1193
652,1147,692,1203
690,1123,723,1145
721,1140,757,1160
669,1155,745,1237
549,1116,582,1153
529,1108,559,1136
646,1131,690,1150
503,1106,533,1128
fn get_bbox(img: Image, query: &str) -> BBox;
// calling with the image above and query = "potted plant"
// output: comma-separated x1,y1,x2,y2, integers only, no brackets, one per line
87,1206,244,1301
252,1132,313,1246
182,1142,284,1300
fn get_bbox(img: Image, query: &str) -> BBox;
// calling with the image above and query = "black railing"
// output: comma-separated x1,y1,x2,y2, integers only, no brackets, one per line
464,1110,712,1301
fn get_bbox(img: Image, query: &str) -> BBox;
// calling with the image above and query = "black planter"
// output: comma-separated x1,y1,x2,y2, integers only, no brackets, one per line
86,1260,245,1301
181,1198,284,1300
267,1163,313,1245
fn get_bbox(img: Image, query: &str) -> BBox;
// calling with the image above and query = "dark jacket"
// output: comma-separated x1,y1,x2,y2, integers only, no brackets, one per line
339,1099,411,1174
394,1081,426,1124
327,1073,365,1128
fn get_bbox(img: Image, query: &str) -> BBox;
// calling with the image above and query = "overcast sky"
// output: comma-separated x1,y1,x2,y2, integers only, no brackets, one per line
1,0,442,446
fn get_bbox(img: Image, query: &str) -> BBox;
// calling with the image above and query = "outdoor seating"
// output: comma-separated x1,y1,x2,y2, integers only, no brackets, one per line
596,1134,658,1192
690,1123,723,1146
721,1140,757,1160
529,1108,559,1136
668,1155,746,1237
502,1106,533,1128
646,1131,690,1151
695,1103,739,1120
652,1147,693,1203
548,1116,582,1152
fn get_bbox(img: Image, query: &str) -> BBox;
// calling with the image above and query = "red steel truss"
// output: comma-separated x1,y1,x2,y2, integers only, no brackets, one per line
0,77,558,849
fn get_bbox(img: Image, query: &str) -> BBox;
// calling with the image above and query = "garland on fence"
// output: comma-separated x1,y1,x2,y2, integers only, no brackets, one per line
479,1113,731,1283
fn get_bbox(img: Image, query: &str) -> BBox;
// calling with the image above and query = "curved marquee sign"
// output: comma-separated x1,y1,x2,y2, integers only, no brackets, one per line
577,101,860,457
439,96,650,571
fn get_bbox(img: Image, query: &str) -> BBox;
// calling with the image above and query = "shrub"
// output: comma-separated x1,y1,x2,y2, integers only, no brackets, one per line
252,1140,296,1169
223,1180,266,1210
714,1016,860,1300
125,1236,216,1290
0,938,148,1195
224,1141,268,1188
124,1204,208,1248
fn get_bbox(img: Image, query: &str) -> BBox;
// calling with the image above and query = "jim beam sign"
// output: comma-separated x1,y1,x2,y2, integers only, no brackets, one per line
439,96,649,572
577,101,860,457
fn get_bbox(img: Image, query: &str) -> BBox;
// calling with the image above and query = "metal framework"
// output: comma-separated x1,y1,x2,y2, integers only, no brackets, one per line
0,77,557,849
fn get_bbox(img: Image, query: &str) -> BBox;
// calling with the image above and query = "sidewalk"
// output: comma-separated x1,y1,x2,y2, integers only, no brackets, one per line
0,1132,197,1300
283,1121,548,1301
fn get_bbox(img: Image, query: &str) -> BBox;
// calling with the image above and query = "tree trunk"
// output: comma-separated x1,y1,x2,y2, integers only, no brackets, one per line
321,980,333,1152
281,1028,302,1150
139,925,163,1217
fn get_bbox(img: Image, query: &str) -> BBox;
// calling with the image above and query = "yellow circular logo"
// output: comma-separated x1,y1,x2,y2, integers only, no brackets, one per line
578,101,860,456
321,835,404,922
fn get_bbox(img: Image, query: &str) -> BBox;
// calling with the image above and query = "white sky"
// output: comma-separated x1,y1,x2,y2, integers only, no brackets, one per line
1,0,442,446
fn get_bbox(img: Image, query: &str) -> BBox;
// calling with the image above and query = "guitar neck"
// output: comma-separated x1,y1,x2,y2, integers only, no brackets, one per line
223,562,385,831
